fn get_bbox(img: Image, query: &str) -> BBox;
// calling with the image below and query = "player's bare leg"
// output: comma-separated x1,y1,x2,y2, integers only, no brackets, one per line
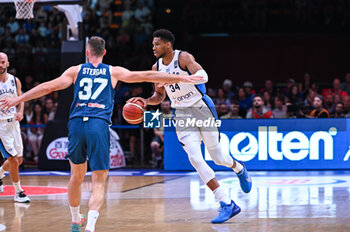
85,169,108,232
69,160,87,232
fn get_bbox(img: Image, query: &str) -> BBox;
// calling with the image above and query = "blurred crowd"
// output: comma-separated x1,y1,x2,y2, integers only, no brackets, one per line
209,73,350,120
184,0,350,34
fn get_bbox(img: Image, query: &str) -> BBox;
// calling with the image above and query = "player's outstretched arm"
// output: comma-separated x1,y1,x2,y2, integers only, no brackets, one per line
111,66,204,84
0,66,77,112
127,64,167,106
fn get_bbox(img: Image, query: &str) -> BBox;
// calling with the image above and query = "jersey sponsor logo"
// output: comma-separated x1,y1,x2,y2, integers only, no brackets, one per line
82,67,107,76
88,103,106,109
76,103,87,107
171,91,195,105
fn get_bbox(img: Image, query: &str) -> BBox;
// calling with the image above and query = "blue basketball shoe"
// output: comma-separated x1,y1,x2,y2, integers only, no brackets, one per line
211,200,241,224
70,214,86,232
236,162,252,193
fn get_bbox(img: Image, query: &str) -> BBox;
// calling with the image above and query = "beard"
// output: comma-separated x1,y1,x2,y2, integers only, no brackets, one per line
0,67,6,74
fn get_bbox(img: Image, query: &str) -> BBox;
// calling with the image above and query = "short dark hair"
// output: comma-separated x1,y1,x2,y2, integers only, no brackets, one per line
153,29,175,47
253,94,263,101
88,36,105,57
314,94,324,104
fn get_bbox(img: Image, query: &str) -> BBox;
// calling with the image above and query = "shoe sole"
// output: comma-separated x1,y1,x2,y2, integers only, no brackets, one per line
211,206,241,224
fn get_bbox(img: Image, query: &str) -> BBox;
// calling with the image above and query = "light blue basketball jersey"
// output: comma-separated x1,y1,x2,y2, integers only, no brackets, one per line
69,63,114,124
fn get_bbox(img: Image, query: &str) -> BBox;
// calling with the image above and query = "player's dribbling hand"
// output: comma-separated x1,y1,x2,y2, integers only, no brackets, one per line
0,97,18,114
15,112,24,121
127,97,148,108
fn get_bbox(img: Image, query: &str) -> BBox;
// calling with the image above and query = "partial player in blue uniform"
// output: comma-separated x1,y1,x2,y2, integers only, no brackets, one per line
129,29,252,224
0,36,204,232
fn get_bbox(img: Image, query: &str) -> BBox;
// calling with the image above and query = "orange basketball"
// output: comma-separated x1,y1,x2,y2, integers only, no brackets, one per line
122,100,145,124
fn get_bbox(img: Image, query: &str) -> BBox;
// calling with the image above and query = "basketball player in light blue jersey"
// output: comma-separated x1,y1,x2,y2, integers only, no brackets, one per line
129,29,252,224
0,36,204,232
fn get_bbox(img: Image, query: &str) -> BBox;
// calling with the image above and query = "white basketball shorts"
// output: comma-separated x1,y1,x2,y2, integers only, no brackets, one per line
173,99,220,146
0,118,23,158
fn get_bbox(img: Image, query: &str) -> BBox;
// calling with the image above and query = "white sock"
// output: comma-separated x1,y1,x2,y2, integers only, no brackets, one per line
0,166,7,178
13,181,23,193
233,161,243,173
213,186,231,204
85,210,99,232
70,206,81,223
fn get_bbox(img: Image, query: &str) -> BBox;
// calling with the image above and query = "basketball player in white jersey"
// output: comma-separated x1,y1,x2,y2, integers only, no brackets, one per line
129,29,252,223
0,52,30,203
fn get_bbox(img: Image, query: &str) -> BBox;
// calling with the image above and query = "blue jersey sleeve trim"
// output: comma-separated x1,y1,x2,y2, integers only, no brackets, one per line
13,76,17,90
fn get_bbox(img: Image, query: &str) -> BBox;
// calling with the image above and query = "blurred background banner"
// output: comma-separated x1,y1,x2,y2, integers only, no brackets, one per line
164,118,350,171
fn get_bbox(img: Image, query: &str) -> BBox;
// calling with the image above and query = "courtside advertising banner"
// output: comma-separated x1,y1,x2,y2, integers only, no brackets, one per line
45,129,125,169
164,118,350,170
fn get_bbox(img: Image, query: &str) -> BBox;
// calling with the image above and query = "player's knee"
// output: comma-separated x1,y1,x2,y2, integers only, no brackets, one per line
188,155,205,169
18,157,23,166
211,156,225,166
8,156,19,166
150,141,160,149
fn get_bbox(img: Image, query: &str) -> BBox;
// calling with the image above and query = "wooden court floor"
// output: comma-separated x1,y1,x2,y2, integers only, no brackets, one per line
0,171,350,232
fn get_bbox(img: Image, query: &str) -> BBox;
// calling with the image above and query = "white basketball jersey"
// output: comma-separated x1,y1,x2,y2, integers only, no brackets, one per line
158,50,203,108
0,74,18,119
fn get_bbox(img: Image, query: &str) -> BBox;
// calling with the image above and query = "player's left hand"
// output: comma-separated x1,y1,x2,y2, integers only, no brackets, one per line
0,97,18,114
15,112,24,121
180,75,204,83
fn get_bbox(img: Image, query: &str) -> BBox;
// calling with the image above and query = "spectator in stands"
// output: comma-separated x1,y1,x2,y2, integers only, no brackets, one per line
260,79,275,98
134,1,152,24
221,100,242,119
207,88,216,99
325,94,335,115
303,89,316,115
214,88,230,107
15,28,30,45
341,73,350,95
150,100,171,169
272,96,287,118
243,81,255,98
222,79,235,99
285,78,296,97
122,2,135,25
219,103,228,117
6,17,19,34
322,78,347,99
343,95,350,116
287,84,303,107
246,94,274,119
262,91,273,111
28,102,48,161
237,87,252,114
43,97,56,121
333,102,345,118
300,72,312,98
309,95,330,118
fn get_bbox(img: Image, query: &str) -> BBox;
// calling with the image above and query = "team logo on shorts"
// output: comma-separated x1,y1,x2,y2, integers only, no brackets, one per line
143,109,162,128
